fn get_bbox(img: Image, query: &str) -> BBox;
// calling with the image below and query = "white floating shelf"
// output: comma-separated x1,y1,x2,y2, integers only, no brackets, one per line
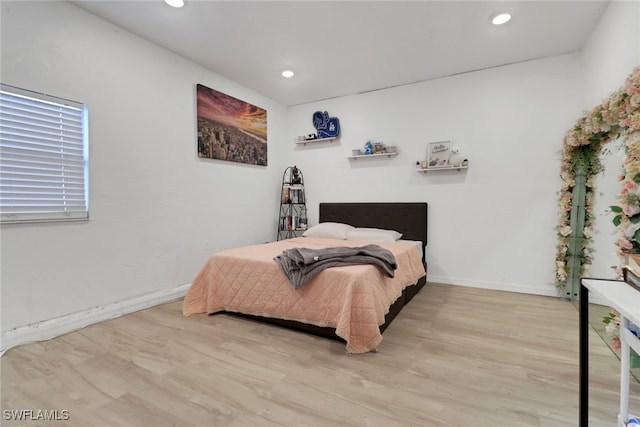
347,152,398,159
417,165,469,172
295,137,337,145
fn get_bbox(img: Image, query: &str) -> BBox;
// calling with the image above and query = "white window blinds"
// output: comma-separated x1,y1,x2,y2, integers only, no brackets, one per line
0,84,89,223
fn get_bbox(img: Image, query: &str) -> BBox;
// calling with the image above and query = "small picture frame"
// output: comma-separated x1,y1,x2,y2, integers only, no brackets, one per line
427,141,451,168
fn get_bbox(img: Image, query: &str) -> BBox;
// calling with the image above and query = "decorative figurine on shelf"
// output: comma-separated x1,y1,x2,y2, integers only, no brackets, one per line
312,111,340,139
449,146,464,167
372,142,386,154
363,141,373,155
290,165,302,184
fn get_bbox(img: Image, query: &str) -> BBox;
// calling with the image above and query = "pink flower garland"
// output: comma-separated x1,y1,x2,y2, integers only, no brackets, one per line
556,66,640,287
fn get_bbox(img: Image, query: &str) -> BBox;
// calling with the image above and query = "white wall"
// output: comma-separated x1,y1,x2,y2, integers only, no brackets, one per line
286,54,584,296
582,1,640,107
0,1,288,335
582,0,640,279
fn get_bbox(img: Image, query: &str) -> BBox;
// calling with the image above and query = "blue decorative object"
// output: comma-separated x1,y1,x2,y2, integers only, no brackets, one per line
363,141,373,155
312,111,340,139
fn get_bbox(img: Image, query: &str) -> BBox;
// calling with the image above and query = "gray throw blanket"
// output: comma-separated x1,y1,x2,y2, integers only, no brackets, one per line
274,244,397,290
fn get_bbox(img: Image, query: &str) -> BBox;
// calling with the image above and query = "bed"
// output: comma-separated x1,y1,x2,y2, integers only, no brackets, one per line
183,202,428,353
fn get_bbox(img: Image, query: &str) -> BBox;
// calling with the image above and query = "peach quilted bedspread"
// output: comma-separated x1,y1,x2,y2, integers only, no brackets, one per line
182,237,425,354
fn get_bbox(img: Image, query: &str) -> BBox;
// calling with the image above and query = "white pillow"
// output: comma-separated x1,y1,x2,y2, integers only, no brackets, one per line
346,227,403,242
302,222,355,239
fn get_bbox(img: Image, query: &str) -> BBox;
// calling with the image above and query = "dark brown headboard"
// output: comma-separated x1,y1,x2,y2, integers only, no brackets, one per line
319,203,428,250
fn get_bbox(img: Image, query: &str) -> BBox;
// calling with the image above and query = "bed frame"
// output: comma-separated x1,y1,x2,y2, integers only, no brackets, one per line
235,202,428,343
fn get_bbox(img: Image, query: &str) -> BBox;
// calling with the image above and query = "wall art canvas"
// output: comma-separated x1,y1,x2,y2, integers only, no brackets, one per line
197,84,267,166
427,140,451,168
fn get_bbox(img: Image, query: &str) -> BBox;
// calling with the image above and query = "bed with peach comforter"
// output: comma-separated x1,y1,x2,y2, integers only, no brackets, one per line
183,237,424,353
183,202,428,353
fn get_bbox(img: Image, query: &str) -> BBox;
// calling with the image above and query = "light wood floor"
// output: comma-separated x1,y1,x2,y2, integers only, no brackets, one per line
2,283,639,426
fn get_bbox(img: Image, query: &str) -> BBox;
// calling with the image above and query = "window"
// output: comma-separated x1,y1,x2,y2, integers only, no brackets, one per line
0,84,89,223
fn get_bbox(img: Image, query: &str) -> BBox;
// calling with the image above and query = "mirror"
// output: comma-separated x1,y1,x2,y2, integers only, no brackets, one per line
589,137,638,379
591,137,627,280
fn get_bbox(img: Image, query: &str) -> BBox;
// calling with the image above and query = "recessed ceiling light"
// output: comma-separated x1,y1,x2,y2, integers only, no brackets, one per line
281,70,295,78
491,13,511,25
165,0,184,8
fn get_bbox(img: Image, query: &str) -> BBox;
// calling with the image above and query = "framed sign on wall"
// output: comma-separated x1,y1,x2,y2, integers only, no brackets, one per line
427,140,451,168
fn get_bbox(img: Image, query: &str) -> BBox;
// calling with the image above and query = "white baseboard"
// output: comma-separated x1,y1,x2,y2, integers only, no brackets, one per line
426,275,564,298
1,283,191,354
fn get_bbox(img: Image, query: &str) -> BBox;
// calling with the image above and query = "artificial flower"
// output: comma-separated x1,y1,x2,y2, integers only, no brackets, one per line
555,66,640,289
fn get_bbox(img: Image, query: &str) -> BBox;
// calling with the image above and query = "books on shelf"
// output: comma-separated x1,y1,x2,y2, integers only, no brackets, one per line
281,187,304,204
277,166,307,241
280,213,307,231
624,254,640,291
281,215,291,231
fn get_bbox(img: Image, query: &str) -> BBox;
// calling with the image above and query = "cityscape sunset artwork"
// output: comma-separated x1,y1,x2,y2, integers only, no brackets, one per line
196,84,267,166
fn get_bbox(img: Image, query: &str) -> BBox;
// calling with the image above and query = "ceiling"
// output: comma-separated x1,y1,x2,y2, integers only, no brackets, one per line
70,0,609,106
